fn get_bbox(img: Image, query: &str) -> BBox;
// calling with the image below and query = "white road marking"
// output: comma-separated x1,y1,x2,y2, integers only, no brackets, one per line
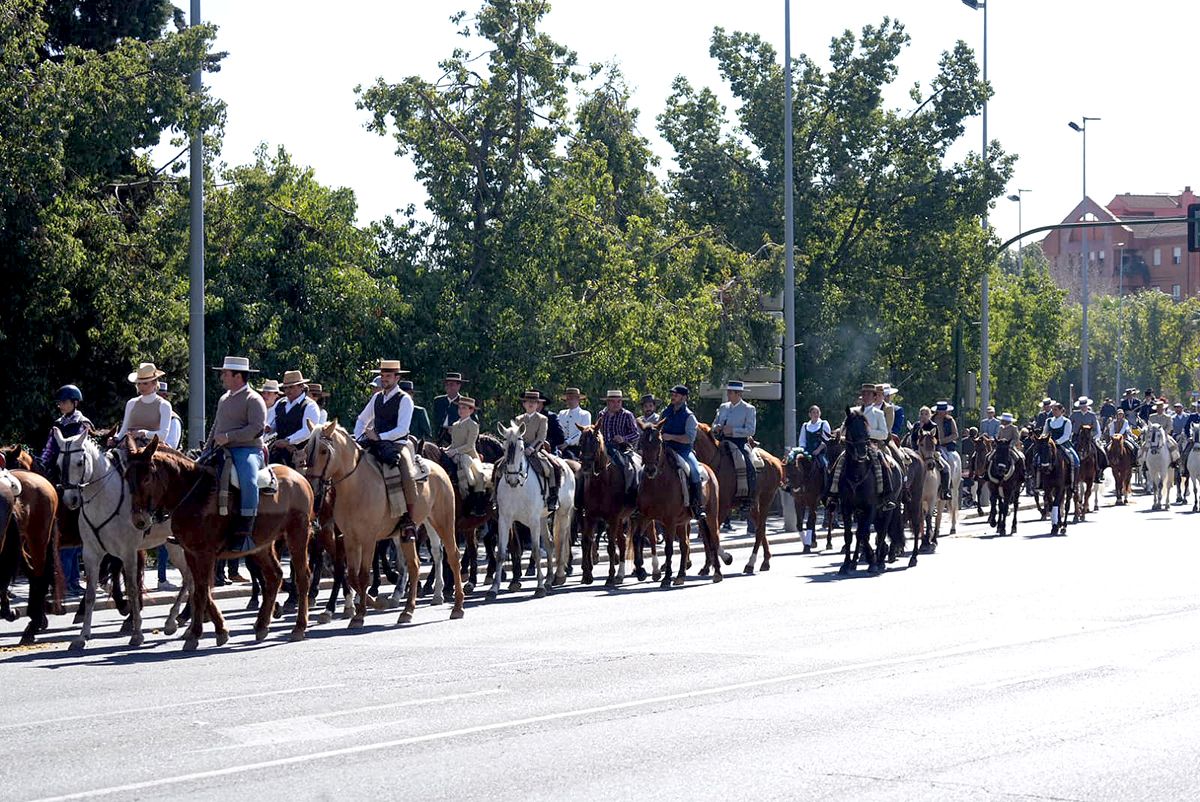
0,683,345,731
973,663,1110,692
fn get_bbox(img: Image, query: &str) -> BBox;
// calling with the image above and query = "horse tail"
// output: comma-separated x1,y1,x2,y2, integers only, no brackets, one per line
49,517,64,615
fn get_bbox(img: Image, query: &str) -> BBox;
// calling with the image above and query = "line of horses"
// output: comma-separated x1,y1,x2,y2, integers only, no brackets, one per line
2,414,1192,652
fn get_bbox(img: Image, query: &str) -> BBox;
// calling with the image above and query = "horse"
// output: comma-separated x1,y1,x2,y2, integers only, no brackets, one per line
784,451,823,553
1020,429,1046,519
54,431,192,649
1106,434,1135,506
125,436,313,649
970,436,993,517
303,422,463,624
822,433,845,550
575,425,640,586
635,421,721,587
0,469,62,644
984,439,1024,536
692,424,781,574
912,430,943,555
1029,435,1072,536
937,444,962,535
1187,423,1200,513
420,435,499,595
1071,426,1102,521
1141,423,1174,512
834,408,902,575
490,422,575,599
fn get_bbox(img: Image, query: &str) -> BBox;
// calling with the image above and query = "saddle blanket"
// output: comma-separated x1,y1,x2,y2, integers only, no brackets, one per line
749,448,765,470
668,450,708,507
218,453,278,516
367,448,430,519
0,469,20,498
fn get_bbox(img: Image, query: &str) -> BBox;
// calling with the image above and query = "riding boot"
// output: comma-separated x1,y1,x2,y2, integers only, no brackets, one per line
229,515,256,553
398,513,417,543
939,467,951,500
689,480,706,521
547,483,560,512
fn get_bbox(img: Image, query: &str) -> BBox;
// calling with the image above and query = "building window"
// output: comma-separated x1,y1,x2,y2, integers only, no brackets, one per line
1173,284,1182,300
1174,247,1182,264
1154,248,1162,266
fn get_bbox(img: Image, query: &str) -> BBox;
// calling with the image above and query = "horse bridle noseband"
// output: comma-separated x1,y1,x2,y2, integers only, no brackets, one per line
503,442,529,486
59,443,124,549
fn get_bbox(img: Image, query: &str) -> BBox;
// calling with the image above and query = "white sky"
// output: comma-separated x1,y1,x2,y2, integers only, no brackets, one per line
177,1,1200,246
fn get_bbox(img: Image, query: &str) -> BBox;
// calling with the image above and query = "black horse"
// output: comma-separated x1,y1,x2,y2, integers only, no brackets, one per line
985,439,1024,536
836,409,903,575
1030,435,1072,536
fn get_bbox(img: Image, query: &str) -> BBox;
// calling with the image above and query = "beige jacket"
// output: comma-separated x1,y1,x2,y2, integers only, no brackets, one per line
207,385,267,448
445,417,479,459
516,411,547,449
996,423,1020,444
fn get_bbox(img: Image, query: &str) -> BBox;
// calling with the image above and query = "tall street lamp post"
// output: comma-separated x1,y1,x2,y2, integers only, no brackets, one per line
187,0,206,447
782,0,797,452
962,0,989,416
1069,116,1100,399
1115,241,1126,400
1007,188,1031,271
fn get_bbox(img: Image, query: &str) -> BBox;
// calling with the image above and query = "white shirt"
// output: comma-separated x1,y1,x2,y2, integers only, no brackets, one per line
116,393,172,442
1107,418,1131,438
1043,414,1073,444
354,386,413,441
317,407,329,425
800,419,831,443
165,414,182,449
281,393,322,445
557,406,592,446
265,403,277,432
861,404,889,442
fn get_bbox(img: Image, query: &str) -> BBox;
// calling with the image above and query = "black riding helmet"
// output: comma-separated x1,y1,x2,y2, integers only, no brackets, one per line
55,385,83,403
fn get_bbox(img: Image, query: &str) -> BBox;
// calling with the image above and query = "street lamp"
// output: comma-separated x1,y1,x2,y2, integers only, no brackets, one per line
1007,188,1031,272
961,0,989,417
782,0,797,454
1069,116,1100,399
187,0,205,447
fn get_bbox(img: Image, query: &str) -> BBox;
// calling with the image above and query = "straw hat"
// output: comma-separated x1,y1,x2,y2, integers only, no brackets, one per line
259,379,282,395
279,370,310,388
306,383,327,398
725,380,745,393
128,362,166,383
457,396,477,408
560,387,586,401
443,372,468,383
934,401,954,413
860,382,878,393
520,390,541,402
371,359,409,374
605,390,625,401
157,381,171,396
1000,412,1014,423
212,356,259,374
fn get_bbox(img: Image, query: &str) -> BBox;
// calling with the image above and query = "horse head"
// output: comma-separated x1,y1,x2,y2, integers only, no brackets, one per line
577,424,605,475
785,451,811,489
842,407,869,459
56,430,102,511
1033,434,1057,474
639,420,666,478
124,435,164,530
990,439,1012,479
497,420,529,487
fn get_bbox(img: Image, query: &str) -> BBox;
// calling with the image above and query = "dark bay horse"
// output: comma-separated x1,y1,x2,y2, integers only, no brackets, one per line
784,451,824,554
971,436,993,517
985,439,1024,536
125,436,313,649
636,422,721,588
1073,426,1101,519
420,432,501,595
0,469,62,644
836,409,902,575
1106,434,1134,506
576,425,639,586
1030,435,1072,536
692,424,783,574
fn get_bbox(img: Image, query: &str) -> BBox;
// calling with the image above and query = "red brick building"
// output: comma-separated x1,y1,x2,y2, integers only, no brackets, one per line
1040,187,1199,301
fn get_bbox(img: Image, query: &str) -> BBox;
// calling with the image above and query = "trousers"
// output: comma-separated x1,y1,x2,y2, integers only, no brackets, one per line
229,446,264,517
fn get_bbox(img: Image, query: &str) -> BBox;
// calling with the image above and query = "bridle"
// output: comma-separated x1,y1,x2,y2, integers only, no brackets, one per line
503,439,528,487
59,440,124,546
306,428,363,506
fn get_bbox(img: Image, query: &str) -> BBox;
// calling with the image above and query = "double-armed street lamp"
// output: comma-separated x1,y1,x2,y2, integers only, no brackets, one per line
1069,116,1100,399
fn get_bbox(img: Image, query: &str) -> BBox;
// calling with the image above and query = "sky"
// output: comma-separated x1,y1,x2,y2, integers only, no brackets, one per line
172,1,1200,247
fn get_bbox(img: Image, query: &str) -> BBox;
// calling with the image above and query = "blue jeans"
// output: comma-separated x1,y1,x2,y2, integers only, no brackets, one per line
1059,443,1080,469
229,446,264,517
156,544,169,583
61,546,81,589
666,443,701,483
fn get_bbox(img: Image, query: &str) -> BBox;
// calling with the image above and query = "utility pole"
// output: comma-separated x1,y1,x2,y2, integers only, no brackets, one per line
1069,116,1100,400
782,0,797,452
961,0,989,416
187,0,206,447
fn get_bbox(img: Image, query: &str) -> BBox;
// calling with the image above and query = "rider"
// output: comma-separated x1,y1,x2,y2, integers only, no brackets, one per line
432,372,469,446
659,385,706,521
1137,388,1157,424
207,356,268,550
353,359,420,535
557,387,592,460
1041,401,1079,487
980,406,1001,439
796,405,831,468
1118,388,1140,418
306,383,330,425
399,380,434,442
712,380,757,499
39,384,92,597
996,412,1021,452
1147,400,1182,467
516,389,562,512
1171,402,1189,443
268,370,321,467
115,362,173,447
1071,396,1107,473
260,378,281,435
595,389,640,499
828,383,895,510
158,382,183,449
444,395,485,502
638,393,661,426
1099,397,1117,432
1034,398,1053,432
1107,408,1139,463
933,401,958,500
884,386,906,438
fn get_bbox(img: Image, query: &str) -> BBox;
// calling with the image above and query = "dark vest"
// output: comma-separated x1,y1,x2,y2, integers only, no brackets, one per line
374,390,404,434
941,417,957,450
54,412,92,439
661,403,692,437
1048,417,1068,441
273,397,312,441
802,424,825,453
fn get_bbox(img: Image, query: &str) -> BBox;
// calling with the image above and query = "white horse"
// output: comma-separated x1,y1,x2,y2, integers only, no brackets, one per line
491,422,575,599
1141,423,1174,511
938,448,962,534
55,431,191,649
1187,423,1200,513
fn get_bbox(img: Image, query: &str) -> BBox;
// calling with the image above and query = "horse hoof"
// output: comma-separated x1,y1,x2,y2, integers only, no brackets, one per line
68,639,86,652
949,527,957,535
612,576,623,587
837,565,851,576
244,599,257,612
908,556,918,568
373,596,390,611
283,600,297,614
348,617,365,629
652,571,662,582
711,573,723,584
582,575,594,585
317,611,333,625
72,610,85,625
698,567,711,577
288,628,305,642
634,567,647,581
182,637,199,652
431,594,445,606
802,545,812,554
868,565,880,576
163,621,178,636
552,575,566,587
273,603,282,620
508,581,522,592
533,587,547,599
486,590,498,602
761,562,770,572
743,565,754,575
129,632,144,647
463,582,475,594
397,611,413,624
721,552,733,566
604,577,614,587
659,577,672,589
254,628,268,643
216,631,230,646
672,576,686,587
119,618,133,636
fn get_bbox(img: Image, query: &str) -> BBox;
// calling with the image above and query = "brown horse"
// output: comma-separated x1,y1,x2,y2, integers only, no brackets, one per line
0,469,63,644
692,424,782,574
971,436,993,516
304,422,463,625
420,438,497,595
575,425,639,586
912,431,943,555
784,451,824,554
1107,435,1135,505
635,422,721,587
984,439,1024,536
1073,426,1101,520
124,436,313,650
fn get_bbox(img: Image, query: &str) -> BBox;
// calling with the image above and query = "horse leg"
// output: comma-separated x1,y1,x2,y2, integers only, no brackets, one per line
659,522,675,589
838,507,855,575
284,518,310,642
489,520,509,599
532,515,549,599
244,554,262,613
463,528,479,594
163,542,190,635
118,547,145,647
602,516,618,586
582,517,597,586
70,539,104,651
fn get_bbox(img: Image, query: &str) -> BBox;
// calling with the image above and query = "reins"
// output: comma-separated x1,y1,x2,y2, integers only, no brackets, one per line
60,443,126,550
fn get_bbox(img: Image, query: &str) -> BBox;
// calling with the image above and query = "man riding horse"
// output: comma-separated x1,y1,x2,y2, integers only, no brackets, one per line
1037,401,1079,488
352,359,423,535
712,380,757,500
658,385,707,521
829,383,898,510
1070,396,1107,474
267,370,321,468
557,387,591,460
595,390,640,502
516,389,563,512
206,356,269,550
432,372,471,446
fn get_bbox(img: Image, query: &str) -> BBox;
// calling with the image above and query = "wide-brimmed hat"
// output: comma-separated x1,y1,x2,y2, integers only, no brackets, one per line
259,379,282,394
934,401,953,413
398,380,416,393
560,387,585,400
1041,397,1053,406
725,381,745,393
860,382,878,393
128,362,166,383
521,390,541,402
457,396,477,408
443,372,468,383
372,359,409,374
669,385,689,396
1072,400,1082,409
306,383,328,398
1077,396,1092,406
212,356,258,374
986,405,995,413
1000,412,1014,423
279,370,309,388
882,385,898,398
1124,388,1137,394
640,393,661,406
605,390,625,401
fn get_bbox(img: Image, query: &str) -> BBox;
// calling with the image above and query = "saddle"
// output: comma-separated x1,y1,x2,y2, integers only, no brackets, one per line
667,450,707,507
720,440,753,498
215,450,278,516
365,440,429,518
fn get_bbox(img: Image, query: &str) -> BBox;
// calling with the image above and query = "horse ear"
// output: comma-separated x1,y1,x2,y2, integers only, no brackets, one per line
143,435,160,459
53,428,66,448
654,418,666,430
322,421,337,436
123,432,138,453
496,422,507,436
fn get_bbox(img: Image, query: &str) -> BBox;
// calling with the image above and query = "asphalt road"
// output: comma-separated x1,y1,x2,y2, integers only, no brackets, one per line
2,482,1199,802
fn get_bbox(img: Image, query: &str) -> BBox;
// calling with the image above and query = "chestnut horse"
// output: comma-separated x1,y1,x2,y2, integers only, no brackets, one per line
636,422,721,588
0,469,62,644
304,422,463,625
784,451,823,553
971,436,993,516
1106,434,1134,506
692,424,781,574
125,436,313,650
575,425,639,586
1072,426,1101,520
